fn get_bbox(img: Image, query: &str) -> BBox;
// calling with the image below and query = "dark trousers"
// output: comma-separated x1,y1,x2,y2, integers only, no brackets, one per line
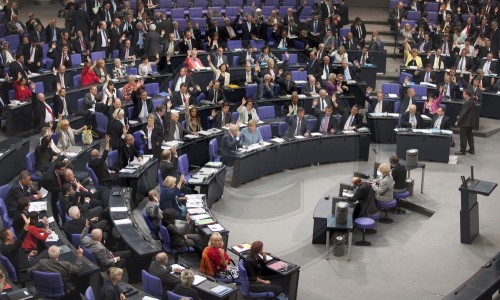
248,283,283,299
459,126,474,151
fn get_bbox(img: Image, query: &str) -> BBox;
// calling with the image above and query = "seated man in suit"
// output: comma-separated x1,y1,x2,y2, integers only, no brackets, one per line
312,89,334,112
80,222,135,278
338,105,364,131
349,177,377,219
5,170,42,218
119,39,136,61
118,134,143,169
431,107,451,130
241,62,259,85
148,252,182,292
63,206,109,240
132,89,153,119
302,75,321,96
401,104,424,129
365,87,389,113
312,105,336,134
284,107,310,138
238,44,257,65
211,47,228,68
27,245,83,297
209,102,232,128
165,111,191,141
454,48,473,72
221,124,242,166
276,71,297,96
479,53,496,75
337,59,360,82
204,80,226,105
259,74,275,99
417,64,437,84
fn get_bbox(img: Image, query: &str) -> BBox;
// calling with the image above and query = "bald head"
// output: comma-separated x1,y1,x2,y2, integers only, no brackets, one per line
91,149,99,158
155,252,168,265
91,229,103,241
48,245,60,259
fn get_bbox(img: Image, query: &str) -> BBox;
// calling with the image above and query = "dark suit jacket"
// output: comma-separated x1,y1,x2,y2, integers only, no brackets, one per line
454,56,473,71
48,51,72,69
159,157,179,180
239,21,257,41
391,163,407,190
337,65,360,81
284,115,309,138
338,111,364,130
401,111,424,129
92,29,109,52
336,3,349,26
72,9,91,35
148,261,180,291
42,167,65,195
45,26,61,43
118,45,136,60
8,61,29,80
283,6,304,26
72,37,91,55
205,88,226,104
305,59,322,80
143,125,164,158
431,115,451,130
51,72,73,92
98,280,122,300
106,119,124,150
343,38,360,50
89,149,112,182
212,111,232,128
131,91,153,119
118,141,142,169
220,132,240,165
456,97,475,127
351,182,371,203
31,93,51,130
417,71,437,84
351,23,366,41
313,111,336,133
238,51,258,65
5,182,32,217
165,112,191,141
170,75,196,92
276,77,297,96
370,99,390,113
145,30,163,58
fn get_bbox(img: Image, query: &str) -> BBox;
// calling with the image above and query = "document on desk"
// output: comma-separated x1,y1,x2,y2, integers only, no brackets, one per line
29,201,47,212
205,161,223,167
195,218,215,225
342,130,356,134
231,243,251,253
186,194,205,202
210,285,232,296
186,201,204,208
388,93,398,98
270,138,285,143
258,254,274,261
119,168,136,174
193,275,207,286
188,176,206,184
190,213,211,221
187,208,206,215
46,231,59,242
114,219,132,225
163,141,184,148
142,297,158,300
65,152,79,158
184,134,199,139
197,130,212,136
310,132,323,137
294,135,305,139
198,168,218,175
441,130,453,135
208,224,225,232
110,207,128,212
128,120,139,125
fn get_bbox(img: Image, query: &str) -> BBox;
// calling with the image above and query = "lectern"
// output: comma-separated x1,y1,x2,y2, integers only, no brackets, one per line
459,178,497,244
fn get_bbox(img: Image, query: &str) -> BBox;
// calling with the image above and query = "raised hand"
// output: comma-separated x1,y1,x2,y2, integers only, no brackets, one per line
167,100,172,110
312,98,318,107
241,97,246,106
366,86,373,94
211,108,216,117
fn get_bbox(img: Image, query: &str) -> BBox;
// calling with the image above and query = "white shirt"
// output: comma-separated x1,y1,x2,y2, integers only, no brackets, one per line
140,100,148,118
147,126,153,149
174,76,185,91
344,115,353,130
406,97,413,112
43,102,54,123
434,116,442,128
100,30,107,47
482,61,491,73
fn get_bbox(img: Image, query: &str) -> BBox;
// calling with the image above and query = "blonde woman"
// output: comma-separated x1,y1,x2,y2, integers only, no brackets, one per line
404,47,423,68
173,269,201,300
55,119,87,150
372,163,395,202
99,267,125,300
206,232,239,280
331,46,348,63
160,175,186,218
94,58,108,83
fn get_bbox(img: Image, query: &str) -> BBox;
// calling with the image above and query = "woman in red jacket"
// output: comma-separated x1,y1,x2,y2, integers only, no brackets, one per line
206,232,238,280
81,58,100,86
13,73,33,102
21,211,51,252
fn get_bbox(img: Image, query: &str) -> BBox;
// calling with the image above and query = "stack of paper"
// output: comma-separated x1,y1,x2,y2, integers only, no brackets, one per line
190,213,211,221
169,264,185,274
310,132,323,137
110,207,127,212
119,168,135,174
187,208,206,214
193,275,207,286
294,135,305,139
271,138,285,143
184,134,198,139
231,243,251,253
163,140,184,148
29,201,47,212
186,201,203,208
188,176,205,184
186,194,205,202
205,161,223,167
197,168,218,176
208,224,225,232
46,231,59,242
210,285,232,296
115,219,132,225
195,218,215,225
197,130,212,136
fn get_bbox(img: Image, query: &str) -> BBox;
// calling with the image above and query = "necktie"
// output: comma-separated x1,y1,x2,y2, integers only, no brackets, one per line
80,38,86,52
125,47,129,58
175,30,179,39
321,116,328,133
295,118,301,135
460,58,464,70
247,72,251,83
221,113,224,125
425,72,429,82
361,54,365,65
358,25,362,38
287,80,290,90
314,21,317,33
411,115,416,126
435,117,441,128
106,11,111,22
45,103,55,121
30,46,35,63
349,116,353,126
293,105,297,115
60,74,65,88
142,101,148,117
214,90,217,102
